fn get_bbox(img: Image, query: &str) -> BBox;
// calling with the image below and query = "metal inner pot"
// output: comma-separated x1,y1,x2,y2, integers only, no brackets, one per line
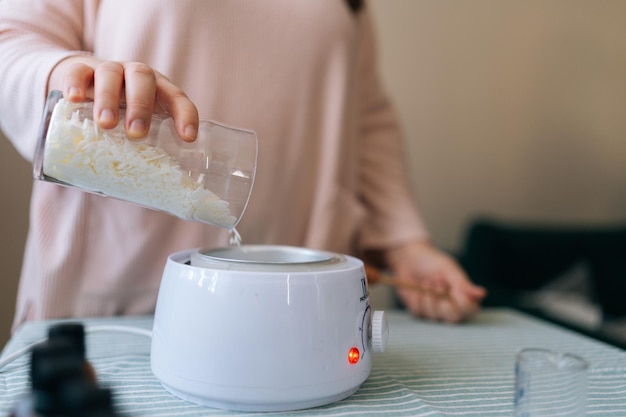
190,245,345,271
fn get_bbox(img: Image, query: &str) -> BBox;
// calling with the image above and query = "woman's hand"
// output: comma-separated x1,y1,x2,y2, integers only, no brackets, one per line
48,56,198,141
385,241,487,323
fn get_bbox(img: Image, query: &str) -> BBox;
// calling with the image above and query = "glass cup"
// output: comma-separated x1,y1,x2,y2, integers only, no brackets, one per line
33,90,257,229
514,348,589,417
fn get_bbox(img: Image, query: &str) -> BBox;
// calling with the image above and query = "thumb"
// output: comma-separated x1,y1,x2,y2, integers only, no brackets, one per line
466,282,487,300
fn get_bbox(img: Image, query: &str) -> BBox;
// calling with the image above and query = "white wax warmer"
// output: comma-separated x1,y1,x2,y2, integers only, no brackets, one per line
150,245,388,412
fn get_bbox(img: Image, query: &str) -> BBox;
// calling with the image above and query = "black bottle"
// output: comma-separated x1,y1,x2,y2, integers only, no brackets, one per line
9,338,86,417
56,379,120,417
47,322,97,383
10,324,121,417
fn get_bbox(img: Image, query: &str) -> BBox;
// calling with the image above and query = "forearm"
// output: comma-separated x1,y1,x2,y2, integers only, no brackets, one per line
0,41,82,160
0,0,87,161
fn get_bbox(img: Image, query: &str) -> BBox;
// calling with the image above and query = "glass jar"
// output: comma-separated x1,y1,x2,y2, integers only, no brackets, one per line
33,90,257,229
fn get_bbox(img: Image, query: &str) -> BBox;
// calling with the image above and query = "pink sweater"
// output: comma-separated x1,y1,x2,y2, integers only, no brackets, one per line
0,0,427,330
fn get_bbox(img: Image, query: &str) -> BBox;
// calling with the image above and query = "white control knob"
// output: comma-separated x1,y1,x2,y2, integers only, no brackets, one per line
371,310,388,353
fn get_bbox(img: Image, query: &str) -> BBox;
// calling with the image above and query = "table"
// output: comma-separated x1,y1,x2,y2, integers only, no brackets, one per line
1,308,625,416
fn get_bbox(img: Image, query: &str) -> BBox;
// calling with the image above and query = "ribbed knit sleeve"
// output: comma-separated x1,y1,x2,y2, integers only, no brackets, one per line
0,0,93,161
355,10,430,249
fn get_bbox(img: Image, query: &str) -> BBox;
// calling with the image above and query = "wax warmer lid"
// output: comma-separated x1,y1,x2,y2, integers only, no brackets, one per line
189,245,348,272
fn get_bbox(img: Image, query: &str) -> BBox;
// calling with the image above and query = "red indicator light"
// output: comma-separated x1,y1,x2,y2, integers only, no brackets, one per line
348,347,360,364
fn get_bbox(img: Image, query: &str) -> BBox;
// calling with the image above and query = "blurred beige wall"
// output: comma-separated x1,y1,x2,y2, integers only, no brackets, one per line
2,1,626,346
370,0,626,249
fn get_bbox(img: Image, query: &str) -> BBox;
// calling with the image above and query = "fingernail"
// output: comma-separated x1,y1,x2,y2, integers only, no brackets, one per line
99,109,115,124
68,86,80,98
129,119,146,136
184,125,197,141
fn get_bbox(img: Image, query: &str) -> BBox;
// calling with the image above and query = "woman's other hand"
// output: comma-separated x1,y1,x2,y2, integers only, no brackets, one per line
385,241,487,323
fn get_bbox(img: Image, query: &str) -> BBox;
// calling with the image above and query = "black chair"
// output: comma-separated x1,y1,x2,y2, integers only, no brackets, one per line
459,219,626,321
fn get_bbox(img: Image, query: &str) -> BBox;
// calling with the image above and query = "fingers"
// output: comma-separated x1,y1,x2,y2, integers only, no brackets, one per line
61,61,94,101
155,73,199,142
396,271,484,323
49,56,101,101
448,292,481,322
53,58,198,141
122,62,156,138
93,61,124,130
399,288,469,323
437,279,480,323
468,283,488,300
